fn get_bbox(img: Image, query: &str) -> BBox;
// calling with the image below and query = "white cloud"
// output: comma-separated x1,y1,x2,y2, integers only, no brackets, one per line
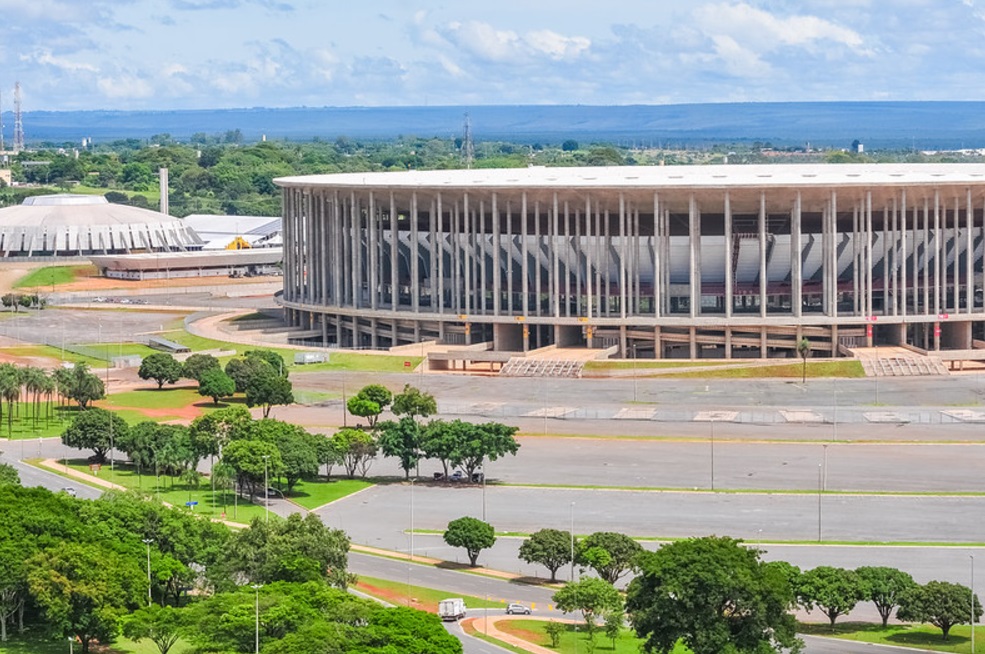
22,49,98,73
97,73,154,99
436,20,591,64
693,2,865,52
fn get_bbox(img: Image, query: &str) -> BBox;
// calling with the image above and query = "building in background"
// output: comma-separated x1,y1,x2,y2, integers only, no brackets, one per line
181,214,282,250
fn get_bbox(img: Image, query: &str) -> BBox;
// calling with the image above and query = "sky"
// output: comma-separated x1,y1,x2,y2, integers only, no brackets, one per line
1,0,984,112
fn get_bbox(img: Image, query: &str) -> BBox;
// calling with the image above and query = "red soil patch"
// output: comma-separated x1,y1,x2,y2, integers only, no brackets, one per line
354,581,435,614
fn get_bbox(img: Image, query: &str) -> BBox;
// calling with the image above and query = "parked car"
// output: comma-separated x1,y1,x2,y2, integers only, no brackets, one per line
506,603,531,615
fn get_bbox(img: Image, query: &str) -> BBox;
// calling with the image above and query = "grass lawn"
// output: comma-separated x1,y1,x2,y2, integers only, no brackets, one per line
103,387,220,411
288,476,372,509
0,344,108,368
13,265,97,290
0,631,183,654
584,360,737,371
0,404,76,440
495,619,690,654
799,621,976,652
54,458,270,524
665,360,866,379
354,574,507,613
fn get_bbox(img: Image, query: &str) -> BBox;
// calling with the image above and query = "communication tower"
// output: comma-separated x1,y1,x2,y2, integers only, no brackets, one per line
13,82,24,153
462,113,475,169
0,88,4,152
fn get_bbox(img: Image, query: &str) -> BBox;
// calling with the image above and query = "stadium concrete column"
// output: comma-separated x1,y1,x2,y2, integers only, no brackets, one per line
725,328,732,358
464,192,473,318
934,190,941,316
852,203,860,315
333,190,342,308
901,191,908,317
492,193,501,316
830,190,838,319
866,191,874,319
890,197,898,316
429,197,438,314
619,193,627,322
521,192,529,320
654,326,662,358
689,327,697,359
689,194,701,318
792,192,802,318
758,192,767,319
552,193,561,346
725,191,733,318
437,193,445,314
505,197,513,314
951,196,960,313
966,189,974,313
653,193,661,317
411,192,420,313
563,202,571,317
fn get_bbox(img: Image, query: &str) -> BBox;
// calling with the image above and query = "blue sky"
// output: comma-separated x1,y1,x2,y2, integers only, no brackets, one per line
1,0,983,111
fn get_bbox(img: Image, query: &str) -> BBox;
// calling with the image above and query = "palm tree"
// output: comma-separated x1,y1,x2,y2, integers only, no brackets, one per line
798,337,810,384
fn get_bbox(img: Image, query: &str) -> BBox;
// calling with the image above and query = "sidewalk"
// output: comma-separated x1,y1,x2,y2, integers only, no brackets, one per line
464,615,578,654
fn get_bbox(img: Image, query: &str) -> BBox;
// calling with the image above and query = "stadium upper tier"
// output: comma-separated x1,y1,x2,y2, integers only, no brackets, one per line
275,164,985,359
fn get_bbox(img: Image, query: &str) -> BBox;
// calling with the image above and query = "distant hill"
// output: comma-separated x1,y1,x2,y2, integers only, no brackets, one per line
5,102,985,150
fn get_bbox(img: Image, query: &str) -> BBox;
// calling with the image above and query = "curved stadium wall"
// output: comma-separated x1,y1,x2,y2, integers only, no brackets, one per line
276,164,985,360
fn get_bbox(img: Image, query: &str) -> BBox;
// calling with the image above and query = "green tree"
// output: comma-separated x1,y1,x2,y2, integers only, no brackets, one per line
856,566,917,627
554,577,622,634
391,383,437,420
189,404,252,459
245,373,294,417
454,421,520,478
577,532,644,585
244,419,320,493
347,384,393,428
27,542,144,653
330,428,378,479
226,514,352,587
604,608,625,649
61,407,130,463
545,620,566,648
377,417,421,480
518,528,573,582
197,368,236,405
626,536,801,654
898,580,982,641
64,362,105,409
181,353,220,381
221,439,284,498
122,605,185,654
225,356,273,393
443,516,496,567
139,353,183,389
797,337,810,383
0,463,19,487
797,565,864,628
245,349,288,376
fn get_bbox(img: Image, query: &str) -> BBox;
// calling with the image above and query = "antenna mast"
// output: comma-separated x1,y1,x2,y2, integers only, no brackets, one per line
13,82,24,153
462,113,474,169
0,87,4,153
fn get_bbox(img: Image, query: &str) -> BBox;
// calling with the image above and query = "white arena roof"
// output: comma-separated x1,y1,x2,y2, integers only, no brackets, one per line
276,163,985,191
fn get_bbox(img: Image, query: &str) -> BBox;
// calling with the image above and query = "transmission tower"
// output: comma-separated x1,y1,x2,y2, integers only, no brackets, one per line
13,82,24,153
0,87,5,153
462,113,475,169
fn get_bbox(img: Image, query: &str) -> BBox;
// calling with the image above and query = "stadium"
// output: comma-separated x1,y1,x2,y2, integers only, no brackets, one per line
275,164,985,361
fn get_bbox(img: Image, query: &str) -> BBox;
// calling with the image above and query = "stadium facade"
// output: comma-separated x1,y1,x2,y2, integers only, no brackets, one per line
275,164,985,359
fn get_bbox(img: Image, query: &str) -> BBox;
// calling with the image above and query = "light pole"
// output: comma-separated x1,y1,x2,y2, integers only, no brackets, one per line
262,455,270,523
68,636,73,654
409,478,415,563
822,444,829,492
972,554,976,654
632,343,638,403
481,466,486,521
817,463,822,542
251,583,262,654
710,419,715,491
569,501,576,582
142,538,153,606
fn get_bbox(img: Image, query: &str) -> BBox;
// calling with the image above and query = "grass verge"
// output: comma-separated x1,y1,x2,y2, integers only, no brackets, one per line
354,574,508,613
799,621,976,653
663,360,866,379
13,265,97,290
0,630,185,653
495,619,686,654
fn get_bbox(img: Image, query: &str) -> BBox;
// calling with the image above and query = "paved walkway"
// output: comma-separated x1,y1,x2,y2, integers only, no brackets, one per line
464,615,578,654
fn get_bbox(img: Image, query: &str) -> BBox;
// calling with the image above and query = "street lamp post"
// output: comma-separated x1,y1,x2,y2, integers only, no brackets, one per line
481,467,486,521
262,455,270,523
972,554,976,654
817,464,823,542
632,343,638,403
251,584,262,654
710,419,715,491
569,501,576,582
142,538,153,606
822,444,829,492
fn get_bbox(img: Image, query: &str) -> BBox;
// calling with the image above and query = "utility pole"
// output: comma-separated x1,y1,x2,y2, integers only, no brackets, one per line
13,82,24,154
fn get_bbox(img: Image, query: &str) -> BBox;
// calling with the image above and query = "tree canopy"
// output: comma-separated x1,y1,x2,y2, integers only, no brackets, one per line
60,407,130,463
626,536,801,654
138,353,183,389
898,580,983,641
443,516,496,567
797,566,864,627
576,531,643,585
518,528,573,582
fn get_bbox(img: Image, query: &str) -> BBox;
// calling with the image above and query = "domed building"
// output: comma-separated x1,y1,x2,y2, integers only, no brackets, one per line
0,194,203,257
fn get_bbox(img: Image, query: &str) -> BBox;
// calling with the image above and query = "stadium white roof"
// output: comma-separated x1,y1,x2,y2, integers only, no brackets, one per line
275,163,985,191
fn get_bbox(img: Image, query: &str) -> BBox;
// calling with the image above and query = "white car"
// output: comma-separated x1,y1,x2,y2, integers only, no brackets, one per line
506,603,531,615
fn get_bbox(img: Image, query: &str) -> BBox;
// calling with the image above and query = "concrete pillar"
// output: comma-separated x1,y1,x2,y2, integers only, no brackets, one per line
724,191,733,318
654,326,662,359
689,327,697,359
830,325,839,357
792,192,802,317
759,192,768,318
492,193,501,316
619,325,628,358
760,328,768,358
724,327,732,359
689,194,701,318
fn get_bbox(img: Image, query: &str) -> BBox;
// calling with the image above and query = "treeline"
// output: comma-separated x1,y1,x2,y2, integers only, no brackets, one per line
505,530,981,653
0,481,459,653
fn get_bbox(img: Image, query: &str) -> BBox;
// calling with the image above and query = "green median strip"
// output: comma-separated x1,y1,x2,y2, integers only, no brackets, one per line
500,481,985,497
355,574,508,610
